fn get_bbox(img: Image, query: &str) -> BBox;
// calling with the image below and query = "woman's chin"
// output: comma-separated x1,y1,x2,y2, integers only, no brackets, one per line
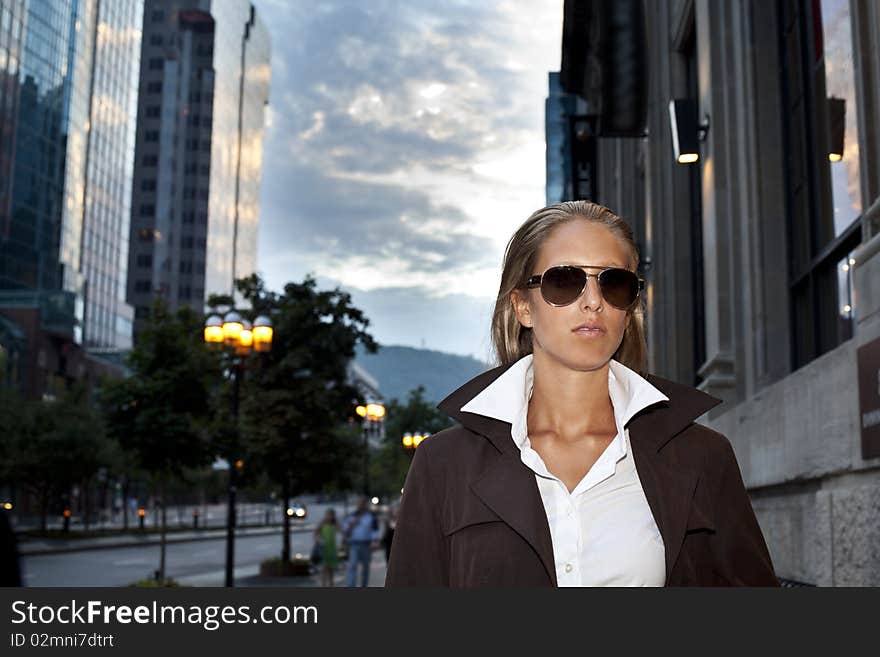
537,343,613,373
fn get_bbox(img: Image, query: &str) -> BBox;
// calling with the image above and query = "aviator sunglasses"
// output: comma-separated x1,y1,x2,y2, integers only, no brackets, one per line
526,265,644,310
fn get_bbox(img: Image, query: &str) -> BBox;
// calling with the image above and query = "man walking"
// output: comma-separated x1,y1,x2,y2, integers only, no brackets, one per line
342,497,380,587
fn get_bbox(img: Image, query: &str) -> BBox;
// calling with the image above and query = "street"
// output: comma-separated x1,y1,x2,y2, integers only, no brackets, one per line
20,528,388,588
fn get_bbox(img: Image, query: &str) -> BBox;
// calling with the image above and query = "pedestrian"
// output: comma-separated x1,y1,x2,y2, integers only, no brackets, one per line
381,503,397,563
313,508,339,587
342,496,380,587
386,200,779,587
0,508,21,586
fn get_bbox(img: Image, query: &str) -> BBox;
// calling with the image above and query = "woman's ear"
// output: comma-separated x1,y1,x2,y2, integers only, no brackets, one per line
510,289,533,329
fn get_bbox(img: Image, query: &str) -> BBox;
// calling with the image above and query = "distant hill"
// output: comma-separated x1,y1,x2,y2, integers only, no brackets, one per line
354,344,492,405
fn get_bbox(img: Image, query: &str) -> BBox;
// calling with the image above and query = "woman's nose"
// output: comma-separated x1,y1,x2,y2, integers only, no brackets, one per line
581,275,603,311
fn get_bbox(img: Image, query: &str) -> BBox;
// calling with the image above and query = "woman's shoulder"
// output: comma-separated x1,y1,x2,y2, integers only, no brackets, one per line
410,424,496,474
673,421,741,471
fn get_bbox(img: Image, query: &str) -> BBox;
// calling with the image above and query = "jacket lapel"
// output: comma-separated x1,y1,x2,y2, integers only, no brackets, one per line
437,362,722,587
439,364,558,585
629,373,722,582
470,450,558,586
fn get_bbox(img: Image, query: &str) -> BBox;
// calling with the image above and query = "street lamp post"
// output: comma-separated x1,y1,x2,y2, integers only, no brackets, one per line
355,402,385,496
402,431,430,459
204,310,273,587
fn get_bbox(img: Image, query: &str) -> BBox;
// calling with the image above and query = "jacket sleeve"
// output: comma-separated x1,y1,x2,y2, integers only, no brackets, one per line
384,441,448,587
711,439,780,586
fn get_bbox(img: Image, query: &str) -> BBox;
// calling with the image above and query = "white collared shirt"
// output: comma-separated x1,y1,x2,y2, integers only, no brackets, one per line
460,354,670,586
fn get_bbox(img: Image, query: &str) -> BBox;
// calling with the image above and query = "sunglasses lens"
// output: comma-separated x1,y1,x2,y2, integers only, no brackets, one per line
599,268,640,309
541,266,587,305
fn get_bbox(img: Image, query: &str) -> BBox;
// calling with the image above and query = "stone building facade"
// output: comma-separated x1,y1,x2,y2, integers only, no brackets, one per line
556,0,880,585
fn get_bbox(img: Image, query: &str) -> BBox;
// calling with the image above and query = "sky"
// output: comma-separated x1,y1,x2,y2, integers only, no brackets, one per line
254,0,564,363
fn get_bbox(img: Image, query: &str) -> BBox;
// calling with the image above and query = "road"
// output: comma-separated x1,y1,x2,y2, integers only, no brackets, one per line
22,529,316,587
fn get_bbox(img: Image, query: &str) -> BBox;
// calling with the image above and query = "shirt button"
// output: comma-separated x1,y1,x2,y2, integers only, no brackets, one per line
564,563,573,573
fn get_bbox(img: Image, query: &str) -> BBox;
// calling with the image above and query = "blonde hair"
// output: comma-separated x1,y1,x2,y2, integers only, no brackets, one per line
491,200,648,373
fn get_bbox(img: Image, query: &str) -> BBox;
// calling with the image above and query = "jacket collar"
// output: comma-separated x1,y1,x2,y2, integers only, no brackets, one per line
437,357,723,585
438,358,721,453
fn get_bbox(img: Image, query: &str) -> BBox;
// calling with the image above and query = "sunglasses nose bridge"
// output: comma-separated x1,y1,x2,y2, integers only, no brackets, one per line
579,272,603,308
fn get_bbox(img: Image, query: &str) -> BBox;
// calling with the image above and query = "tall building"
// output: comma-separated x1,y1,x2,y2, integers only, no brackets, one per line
0,0,142,398
128,0,270,336
545,72,574,206
82,1,143,351
559,0,880,585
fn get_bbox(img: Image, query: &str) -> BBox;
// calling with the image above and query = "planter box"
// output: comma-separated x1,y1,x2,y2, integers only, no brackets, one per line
259,558,311,577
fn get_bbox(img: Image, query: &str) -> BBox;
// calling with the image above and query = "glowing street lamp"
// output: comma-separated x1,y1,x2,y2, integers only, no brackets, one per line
359,400,386,495
204,315,224,345
203,308,275,587
402,431,430,456
252,315,274,353
222,311,243,347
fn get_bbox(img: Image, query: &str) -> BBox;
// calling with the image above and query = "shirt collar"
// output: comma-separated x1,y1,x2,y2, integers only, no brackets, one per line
459,354,670,450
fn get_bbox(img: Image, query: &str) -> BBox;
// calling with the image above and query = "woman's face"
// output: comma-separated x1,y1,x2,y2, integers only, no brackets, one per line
511,219,634,372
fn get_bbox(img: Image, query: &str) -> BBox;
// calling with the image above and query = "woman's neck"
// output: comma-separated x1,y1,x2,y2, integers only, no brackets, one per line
527,347,616,442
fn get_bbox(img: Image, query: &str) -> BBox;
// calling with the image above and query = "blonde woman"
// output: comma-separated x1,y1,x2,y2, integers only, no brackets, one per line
386,201,777,587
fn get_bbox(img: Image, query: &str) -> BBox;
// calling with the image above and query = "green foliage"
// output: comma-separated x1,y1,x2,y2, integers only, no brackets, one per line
100,298,221,479
233,273,377,497
369,385,454,497
0,384,116,515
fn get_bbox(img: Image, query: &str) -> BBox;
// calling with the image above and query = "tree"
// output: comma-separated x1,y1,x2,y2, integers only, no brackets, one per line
101,299,221,581
233,273,377,562
370,386,454,498
2,385,116,532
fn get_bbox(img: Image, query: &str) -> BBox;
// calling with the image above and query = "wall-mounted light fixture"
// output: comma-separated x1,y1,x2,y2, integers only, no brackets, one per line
669,99,709,164
827,97,845,162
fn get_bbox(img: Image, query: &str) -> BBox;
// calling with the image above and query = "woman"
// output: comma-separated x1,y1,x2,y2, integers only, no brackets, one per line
385,201,778,587
313,508,339,587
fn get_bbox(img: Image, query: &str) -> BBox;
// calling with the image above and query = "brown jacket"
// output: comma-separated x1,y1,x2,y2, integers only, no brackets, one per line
385,362,779,587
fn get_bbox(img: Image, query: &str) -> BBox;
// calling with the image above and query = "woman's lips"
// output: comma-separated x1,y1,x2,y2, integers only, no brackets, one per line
573,327,605,337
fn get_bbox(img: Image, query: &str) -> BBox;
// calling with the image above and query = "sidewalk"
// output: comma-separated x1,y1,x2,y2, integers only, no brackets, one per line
236,551,389,588
18,523,313,556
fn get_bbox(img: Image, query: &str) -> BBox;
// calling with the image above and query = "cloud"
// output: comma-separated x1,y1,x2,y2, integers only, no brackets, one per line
255,0,563,355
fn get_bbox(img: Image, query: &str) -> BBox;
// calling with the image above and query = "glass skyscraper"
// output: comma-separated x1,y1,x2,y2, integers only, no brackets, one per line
545,71,577,205
128,0,270,335
0,0,142,350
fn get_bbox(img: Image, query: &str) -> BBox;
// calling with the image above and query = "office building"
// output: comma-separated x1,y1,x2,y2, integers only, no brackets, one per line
128,0,270,336
559,0,880,585
0,0,142,397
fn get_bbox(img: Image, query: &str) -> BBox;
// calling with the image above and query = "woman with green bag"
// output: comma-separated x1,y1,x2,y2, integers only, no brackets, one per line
313,508,340,587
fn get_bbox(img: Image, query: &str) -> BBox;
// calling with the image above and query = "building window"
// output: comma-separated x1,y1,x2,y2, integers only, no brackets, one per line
779,0,862,369
136,254,152,267
147,81,162,94
682,28,705,385
141,179,156,192
149,57,164,70
145,105,160,118
134,280,152,293
139,204,155,216
150,34,163,46
142,154,158,167
145,130,159,142
151,9,164,22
